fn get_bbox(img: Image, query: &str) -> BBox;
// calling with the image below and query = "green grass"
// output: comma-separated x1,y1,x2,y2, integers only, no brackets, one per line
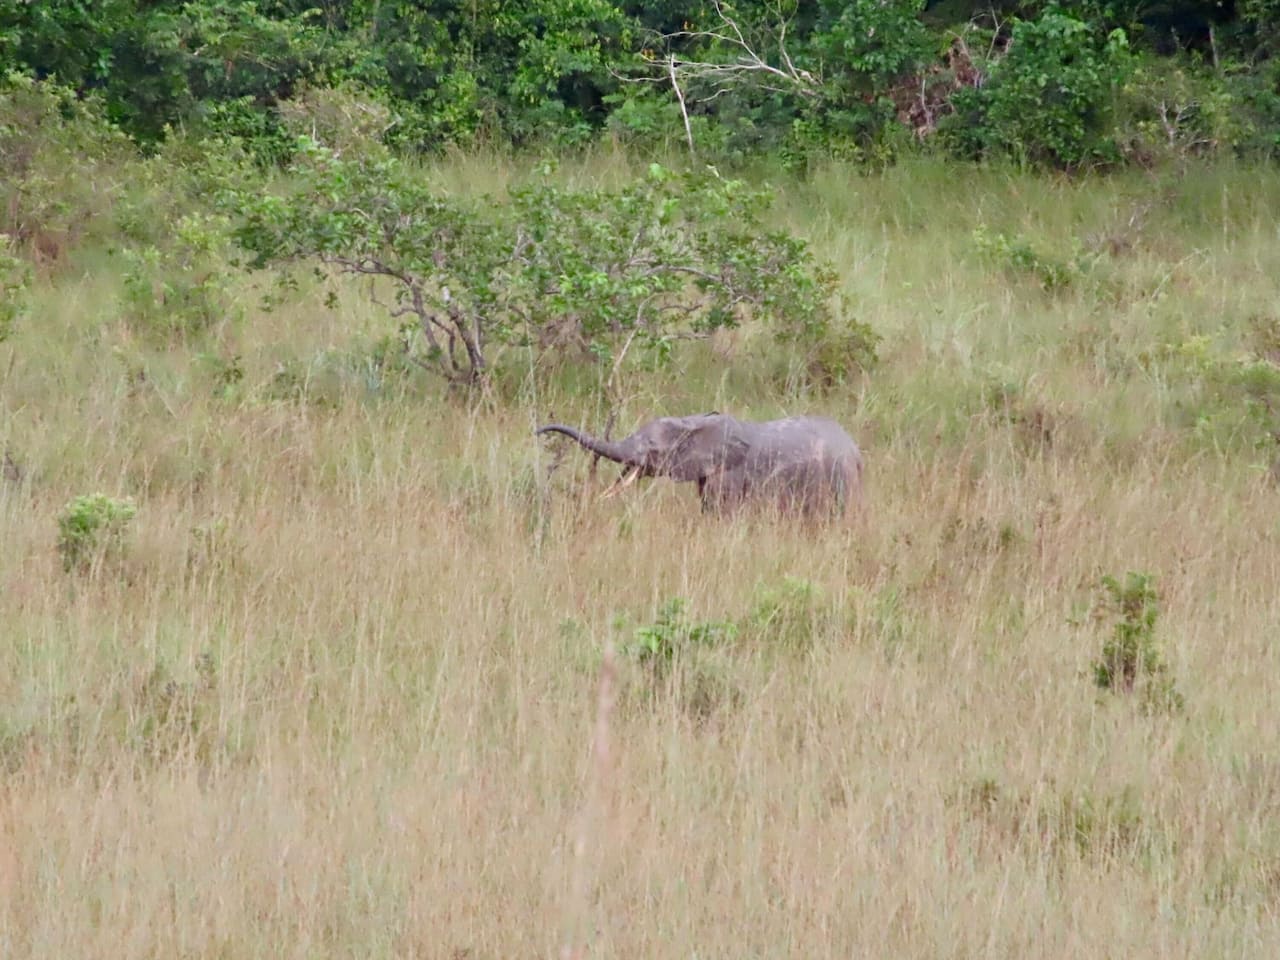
3,152,1280,957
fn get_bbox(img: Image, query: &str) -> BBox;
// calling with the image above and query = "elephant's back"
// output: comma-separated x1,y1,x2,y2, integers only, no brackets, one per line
763,417,860,461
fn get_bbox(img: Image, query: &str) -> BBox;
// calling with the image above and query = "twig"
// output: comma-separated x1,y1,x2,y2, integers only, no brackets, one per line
610,0,820,153
667,55,696,156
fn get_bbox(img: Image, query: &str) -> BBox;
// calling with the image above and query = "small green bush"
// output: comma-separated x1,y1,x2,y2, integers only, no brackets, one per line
971,224,1092,291
128,655,220,766
627,598,737,677
118,212,239,340
1151,331,1280,460
620,598,740,719
955,777,1152,861
1092,571,1183,713
56,494,138,573
194,351,246,402
0,232,30,341
0,72,135,267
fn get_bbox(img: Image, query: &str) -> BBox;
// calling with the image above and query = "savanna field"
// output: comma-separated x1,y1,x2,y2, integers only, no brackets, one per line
5,151,1280,958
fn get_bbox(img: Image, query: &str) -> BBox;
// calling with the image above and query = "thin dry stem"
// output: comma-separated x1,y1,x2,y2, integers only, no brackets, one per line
560,641,618,960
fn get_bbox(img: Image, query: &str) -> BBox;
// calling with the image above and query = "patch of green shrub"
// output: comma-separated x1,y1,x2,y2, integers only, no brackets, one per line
939,13,1133,168
743,576,840,652
118,211,239,340
0,71,135,268
56,493,138,573
0,233,30,341
1092,571,1183,714
618,598,741,719
971,224,1093,291
955,776,1153,862
231,146,844,391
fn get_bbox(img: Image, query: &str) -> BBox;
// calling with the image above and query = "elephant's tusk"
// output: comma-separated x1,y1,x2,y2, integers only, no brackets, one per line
601,466,641,499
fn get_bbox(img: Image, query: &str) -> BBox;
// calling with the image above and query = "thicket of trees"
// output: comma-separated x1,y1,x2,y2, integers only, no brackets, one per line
3,1,1279,168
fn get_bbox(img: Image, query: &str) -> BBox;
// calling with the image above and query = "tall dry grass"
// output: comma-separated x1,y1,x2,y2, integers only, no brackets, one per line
3,155,1280,957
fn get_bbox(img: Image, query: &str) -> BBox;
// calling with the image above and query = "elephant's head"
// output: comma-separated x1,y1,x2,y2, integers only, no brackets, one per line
535,413,750,489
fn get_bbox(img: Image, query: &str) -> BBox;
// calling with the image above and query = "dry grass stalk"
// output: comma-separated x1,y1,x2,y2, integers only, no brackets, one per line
561,641,618,960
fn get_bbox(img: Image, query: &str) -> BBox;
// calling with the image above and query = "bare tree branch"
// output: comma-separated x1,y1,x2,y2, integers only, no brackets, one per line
666,55,695,155
610,0,821,154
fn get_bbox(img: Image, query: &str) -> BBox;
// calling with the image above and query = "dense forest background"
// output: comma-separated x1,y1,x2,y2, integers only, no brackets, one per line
3,0,1279,169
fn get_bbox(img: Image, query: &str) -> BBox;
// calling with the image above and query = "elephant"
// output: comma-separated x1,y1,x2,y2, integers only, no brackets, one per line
535,412,863,518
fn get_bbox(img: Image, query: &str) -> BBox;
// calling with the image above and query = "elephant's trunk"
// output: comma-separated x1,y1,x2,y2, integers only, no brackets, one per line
535,424,638,466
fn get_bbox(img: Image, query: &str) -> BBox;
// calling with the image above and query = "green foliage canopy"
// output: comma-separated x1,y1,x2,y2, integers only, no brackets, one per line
230,141,837,386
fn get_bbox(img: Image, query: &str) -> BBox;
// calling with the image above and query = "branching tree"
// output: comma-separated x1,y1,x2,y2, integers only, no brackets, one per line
616,0,821,153
230,139,838,388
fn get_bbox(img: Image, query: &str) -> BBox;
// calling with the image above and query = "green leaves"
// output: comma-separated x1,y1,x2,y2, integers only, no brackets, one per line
0,233,31,343
1092,571,1183,714
976,13,1134,168
229,145,836,388
56,494,138,573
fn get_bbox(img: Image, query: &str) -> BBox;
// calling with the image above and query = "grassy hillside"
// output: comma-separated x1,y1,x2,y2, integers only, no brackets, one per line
3,154,1280,957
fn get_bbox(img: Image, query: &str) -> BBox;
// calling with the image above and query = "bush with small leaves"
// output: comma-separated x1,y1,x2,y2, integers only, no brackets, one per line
1149,330,1280,462
118,212,239,340
954,777,1153,863
127,656,220,767
627,597,737,678
620,598,740,719
743,576,839,652
0,233,30,341
0,72,135,269
971,224,1094,292
230,142,842,390
56,494,138,573
1092,571,1183,713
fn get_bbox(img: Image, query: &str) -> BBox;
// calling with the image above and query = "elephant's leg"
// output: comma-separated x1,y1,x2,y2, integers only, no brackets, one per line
699,469,747,514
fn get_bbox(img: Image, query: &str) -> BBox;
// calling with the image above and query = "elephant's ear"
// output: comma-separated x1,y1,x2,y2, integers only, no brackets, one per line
666,417,750,482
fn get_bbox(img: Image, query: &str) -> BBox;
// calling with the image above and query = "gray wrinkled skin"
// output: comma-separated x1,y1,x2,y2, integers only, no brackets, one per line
535,412,864,518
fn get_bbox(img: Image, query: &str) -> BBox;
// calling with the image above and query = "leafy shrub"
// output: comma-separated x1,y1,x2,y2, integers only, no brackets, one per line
803,0,934,158
979,375,1059,453
259,334,428,407
187,518,238,574
118,212,239,339
621,597,740,718
785,297,882,392
1113,54,1280,165
127,655,220,766
1151,330,1280,460
940,13,1133,168
2,1,334,146
195,96,295,169
1114,60,1239,165
1092,571,1183,713
0,233,31,341
0,72,134,268
602,84,690,150
971,225,1093,291
955,777,1152,862
195,352,246,402
56,494,138,573
275,83,396,160
231,143,840,389
626,597,738,679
